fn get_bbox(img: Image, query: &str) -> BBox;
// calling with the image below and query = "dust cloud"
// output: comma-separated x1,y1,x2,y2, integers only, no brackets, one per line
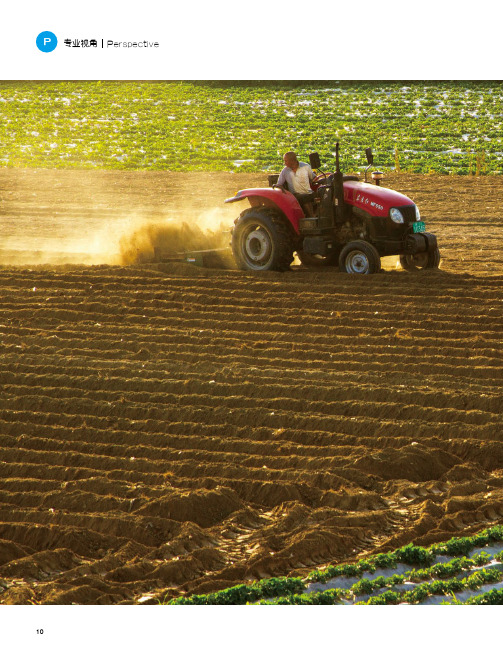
0,207,236,268
0,169,246,268
117,208,232,265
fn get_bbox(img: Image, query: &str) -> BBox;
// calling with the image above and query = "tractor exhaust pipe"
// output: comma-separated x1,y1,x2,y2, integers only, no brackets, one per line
333,142,345,222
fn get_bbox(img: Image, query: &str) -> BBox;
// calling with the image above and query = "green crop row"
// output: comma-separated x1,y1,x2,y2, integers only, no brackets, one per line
167,577,304,605
344,551,497,596
165,526,503,605
167,554,499,606
365,569,503,605
1,81,502,174
407,552,494,581
465,587,503,604
307,524,503,584
261,568,503,605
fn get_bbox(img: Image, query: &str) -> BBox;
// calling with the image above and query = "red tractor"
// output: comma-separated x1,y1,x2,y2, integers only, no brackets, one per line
225,144,440,274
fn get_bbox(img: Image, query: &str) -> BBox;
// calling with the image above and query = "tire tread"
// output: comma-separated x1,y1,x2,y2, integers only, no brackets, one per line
232,207,294,272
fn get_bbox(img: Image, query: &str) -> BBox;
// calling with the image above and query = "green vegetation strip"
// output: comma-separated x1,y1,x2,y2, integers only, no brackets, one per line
306,525,503,584
262,568,503,605
166,526,503,605
465,588,503,604
168,577,304,605
1,81,502,174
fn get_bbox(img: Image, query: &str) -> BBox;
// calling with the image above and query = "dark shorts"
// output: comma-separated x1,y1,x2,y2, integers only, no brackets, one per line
294,192,315,204
294,192,315,214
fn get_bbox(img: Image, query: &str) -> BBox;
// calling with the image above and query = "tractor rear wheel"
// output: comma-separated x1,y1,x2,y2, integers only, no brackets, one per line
339,240,381,275
400,247,441,270
232,208,294,271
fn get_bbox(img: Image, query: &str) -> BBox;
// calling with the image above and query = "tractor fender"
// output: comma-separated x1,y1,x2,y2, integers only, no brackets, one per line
225,188,304,234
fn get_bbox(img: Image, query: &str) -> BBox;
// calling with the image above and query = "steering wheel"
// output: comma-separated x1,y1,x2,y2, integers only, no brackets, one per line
311,173,331,191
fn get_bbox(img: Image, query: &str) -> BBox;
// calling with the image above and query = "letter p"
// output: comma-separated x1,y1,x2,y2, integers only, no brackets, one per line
36,31,58,52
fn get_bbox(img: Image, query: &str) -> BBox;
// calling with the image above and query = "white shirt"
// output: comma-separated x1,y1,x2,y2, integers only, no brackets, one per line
277,161,314,195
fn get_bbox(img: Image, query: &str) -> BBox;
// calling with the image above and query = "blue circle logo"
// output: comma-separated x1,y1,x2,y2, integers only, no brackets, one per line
36,31,58,52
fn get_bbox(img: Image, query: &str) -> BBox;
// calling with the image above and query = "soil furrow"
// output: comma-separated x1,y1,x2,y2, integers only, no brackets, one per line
1,170,503,604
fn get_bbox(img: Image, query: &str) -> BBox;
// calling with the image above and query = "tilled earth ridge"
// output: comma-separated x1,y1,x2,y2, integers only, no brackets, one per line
0,170,502,605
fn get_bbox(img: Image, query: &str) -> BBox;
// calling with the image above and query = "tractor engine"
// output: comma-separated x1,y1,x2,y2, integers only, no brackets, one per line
335,217,367,245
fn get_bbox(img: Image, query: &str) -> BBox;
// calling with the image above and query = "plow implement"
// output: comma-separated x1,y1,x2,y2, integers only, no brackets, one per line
153,246,233,268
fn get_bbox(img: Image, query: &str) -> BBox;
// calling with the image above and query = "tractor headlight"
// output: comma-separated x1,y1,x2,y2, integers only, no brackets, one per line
415,205,421,222
390,207,404,224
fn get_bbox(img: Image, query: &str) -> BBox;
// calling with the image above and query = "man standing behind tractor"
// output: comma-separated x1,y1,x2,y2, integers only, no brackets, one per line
277,151,316,217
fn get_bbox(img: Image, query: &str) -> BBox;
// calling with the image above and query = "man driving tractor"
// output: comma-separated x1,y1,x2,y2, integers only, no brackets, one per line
226,142,440,274
277,151,316,217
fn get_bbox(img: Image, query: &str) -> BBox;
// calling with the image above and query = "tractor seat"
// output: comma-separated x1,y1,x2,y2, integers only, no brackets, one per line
343,175,360,182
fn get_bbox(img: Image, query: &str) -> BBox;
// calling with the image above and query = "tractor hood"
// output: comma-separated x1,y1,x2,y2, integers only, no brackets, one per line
343,181,415,218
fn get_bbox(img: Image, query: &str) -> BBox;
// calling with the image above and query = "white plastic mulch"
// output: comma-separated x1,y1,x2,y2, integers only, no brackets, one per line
304,543,503,605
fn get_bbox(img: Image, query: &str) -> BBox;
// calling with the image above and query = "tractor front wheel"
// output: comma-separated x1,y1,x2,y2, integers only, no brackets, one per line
232,208,294,271
400,247,441,271
339,240,381,275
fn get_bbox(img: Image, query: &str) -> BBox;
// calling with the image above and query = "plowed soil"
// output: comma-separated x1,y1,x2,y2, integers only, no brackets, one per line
1,169,502,605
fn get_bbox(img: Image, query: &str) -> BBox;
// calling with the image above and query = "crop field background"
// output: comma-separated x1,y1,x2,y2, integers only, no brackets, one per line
1,81,502,174
1,161,503,604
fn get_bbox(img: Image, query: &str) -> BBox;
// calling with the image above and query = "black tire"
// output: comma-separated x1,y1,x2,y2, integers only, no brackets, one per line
400,247,441,271
232,208,294,271
338,240,381,275
296,250,340,268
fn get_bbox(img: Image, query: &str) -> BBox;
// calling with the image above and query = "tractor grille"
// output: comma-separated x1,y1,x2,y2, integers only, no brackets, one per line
396,205,417,225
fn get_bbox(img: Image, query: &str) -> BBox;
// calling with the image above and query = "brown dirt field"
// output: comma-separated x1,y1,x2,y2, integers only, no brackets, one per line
0,169,502,605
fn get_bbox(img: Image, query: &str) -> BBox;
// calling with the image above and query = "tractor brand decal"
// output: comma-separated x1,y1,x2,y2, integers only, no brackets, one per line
355,193,384,212
356,193,368,205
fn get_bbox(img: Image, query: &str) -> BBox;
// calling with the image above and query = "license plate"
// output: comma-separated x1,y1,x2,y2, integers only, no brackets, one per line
413,221,426,233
